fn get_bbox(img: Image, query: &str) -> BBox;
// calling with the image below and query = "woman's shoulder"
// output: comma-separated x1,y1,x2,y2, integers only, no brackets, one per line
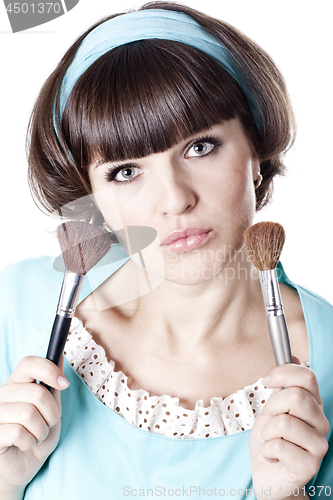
0,243,130,306
293,281,333,333
278,262,333,322
0,255,62,287
0,257,64,381
278,262,333,369
0,248,129,376
0,256,65,318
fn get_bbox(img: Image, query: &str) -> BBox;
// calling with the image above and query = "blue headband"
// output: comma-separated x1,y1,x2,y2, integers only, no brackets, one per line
58,9,263,135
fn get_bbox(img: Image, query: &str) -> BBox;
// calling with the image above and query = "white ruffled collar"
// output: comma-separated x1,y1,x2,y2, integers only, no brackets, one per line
64,317,307,439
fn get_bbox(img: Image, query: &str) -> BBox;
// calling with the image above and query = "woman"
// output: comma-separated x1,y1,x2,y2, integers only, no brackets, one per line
0,2,331,499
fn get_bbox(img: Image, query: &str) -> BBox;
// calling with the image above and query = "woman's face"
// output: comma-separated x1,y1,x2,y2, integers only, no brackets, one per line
88,118,260,285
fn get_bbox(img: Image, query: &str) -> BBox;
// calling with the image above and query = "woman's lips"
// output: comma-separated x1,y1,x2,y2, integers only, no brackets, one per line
161,228,212,252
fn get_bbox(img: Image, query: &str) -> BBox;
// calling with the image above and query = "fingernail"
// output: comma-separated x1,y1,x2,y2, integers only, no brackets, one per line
57,376,70,389
262,375,270,387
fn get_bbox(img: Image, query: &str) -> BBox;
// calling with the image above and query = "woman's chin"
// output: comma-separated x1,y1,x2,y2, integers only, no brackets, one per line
162,261,227,286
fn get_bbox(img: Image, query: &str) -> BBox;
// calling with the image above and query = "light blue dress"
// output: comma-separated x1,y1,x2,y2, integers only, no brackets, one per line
1,244,332,499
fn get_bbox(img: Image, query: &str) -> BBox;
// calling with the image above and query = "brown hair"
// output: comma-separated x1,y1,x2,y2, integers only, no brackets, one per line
27,1,296,222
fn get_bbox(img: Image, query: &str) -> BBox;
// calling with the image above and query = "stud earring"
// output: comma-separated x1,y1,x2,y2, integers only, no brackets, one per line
103,221,114,234
254,173,263,189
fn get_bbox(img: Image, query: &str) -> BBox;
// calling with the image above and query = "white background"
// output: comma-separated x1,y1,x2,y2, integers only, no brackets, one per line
0,0,332,302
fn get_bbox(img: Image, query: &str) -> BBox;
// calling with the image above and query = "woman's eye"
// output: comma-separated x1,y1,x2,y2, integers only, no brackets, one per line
185,137,223,158
116,166,136,181
104,164,141,184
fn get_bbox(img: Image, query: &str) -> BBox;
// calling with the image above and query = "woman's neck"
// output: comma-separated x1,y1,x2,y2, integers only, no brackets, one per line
124,249,263,352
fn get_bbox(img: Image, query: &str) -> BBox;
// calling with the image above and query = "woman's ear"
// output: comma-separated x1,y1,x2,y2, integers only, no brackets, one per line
253,172,263,189
251,153,261,184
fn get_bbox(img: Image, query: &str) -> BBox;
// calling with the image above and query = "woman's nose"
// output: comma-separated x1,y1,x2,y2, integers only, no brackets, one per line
153,161,197,216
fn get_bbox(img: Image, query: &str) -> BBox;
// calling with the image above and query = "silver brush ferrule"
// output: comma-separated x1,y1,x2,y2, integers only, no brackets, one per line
259,268,292,365
260,269,283,317
56,271,85,318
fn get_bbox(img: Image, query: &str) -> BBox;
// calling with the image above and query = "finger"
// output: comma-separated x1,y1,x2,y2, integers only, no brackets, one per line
261,413,329,457
0,422,39,453
262,363,322,406
261,386,329,433
7,356,69,391
0,403,49,443
260,438,321,480
0,403,50,445
0,383,60,427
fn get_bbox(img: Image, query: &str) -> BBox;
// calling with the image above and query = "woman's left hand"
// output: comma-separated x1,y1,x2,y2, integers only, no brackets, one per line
249,355,330,500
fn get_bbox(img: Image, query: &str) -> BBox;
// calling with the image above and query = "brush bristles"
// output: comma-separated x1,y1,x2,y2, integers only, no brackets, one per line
57,221,112,275
243,222,285,271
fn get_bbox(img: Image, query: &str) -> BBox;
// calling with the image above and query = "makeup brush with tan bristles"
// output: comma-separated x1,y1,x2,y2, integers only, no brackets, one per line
244,221,293,366
42,221,112,391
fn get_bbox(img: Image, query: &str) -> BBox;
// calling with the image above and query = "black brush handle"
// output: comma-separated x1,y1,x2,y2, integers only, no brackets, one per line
41,315,72,392
40,271,84,392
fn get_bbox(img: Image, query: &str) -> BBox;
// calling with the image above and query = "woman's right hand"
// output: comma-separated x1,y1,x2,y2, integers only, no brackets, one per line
0,355,69,497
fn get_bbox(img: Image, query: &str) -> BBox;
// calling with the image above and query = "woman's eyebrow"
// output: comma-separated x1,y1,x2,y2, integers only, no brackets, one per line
93,159,124,170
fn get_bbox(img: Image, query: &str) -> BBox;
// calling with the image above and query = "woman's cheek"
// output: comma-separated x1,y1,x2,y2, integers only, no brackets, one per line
230,163,256,212
92,185,125,231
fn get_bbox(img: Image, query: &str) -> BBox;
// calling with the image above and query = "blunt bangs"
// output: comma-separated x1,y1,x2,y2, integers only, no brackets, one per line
61,39,255,168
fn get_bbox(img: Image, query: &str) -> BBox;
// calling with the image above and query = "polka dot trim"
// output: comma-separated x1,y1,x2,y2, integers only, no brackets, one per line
64,317,309,440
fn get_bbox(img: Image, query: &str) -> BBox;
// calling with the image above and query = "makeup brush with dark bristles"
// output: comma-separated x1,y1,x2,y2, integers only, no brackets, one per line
244,221,293,366
42,221,112,391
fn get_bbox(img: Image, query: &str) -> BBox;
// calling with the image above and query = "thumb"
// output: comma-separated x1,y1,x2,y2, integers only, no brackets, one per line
52,385,62,417
52,355,68,414
292,354,301,365
58,354,65,373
